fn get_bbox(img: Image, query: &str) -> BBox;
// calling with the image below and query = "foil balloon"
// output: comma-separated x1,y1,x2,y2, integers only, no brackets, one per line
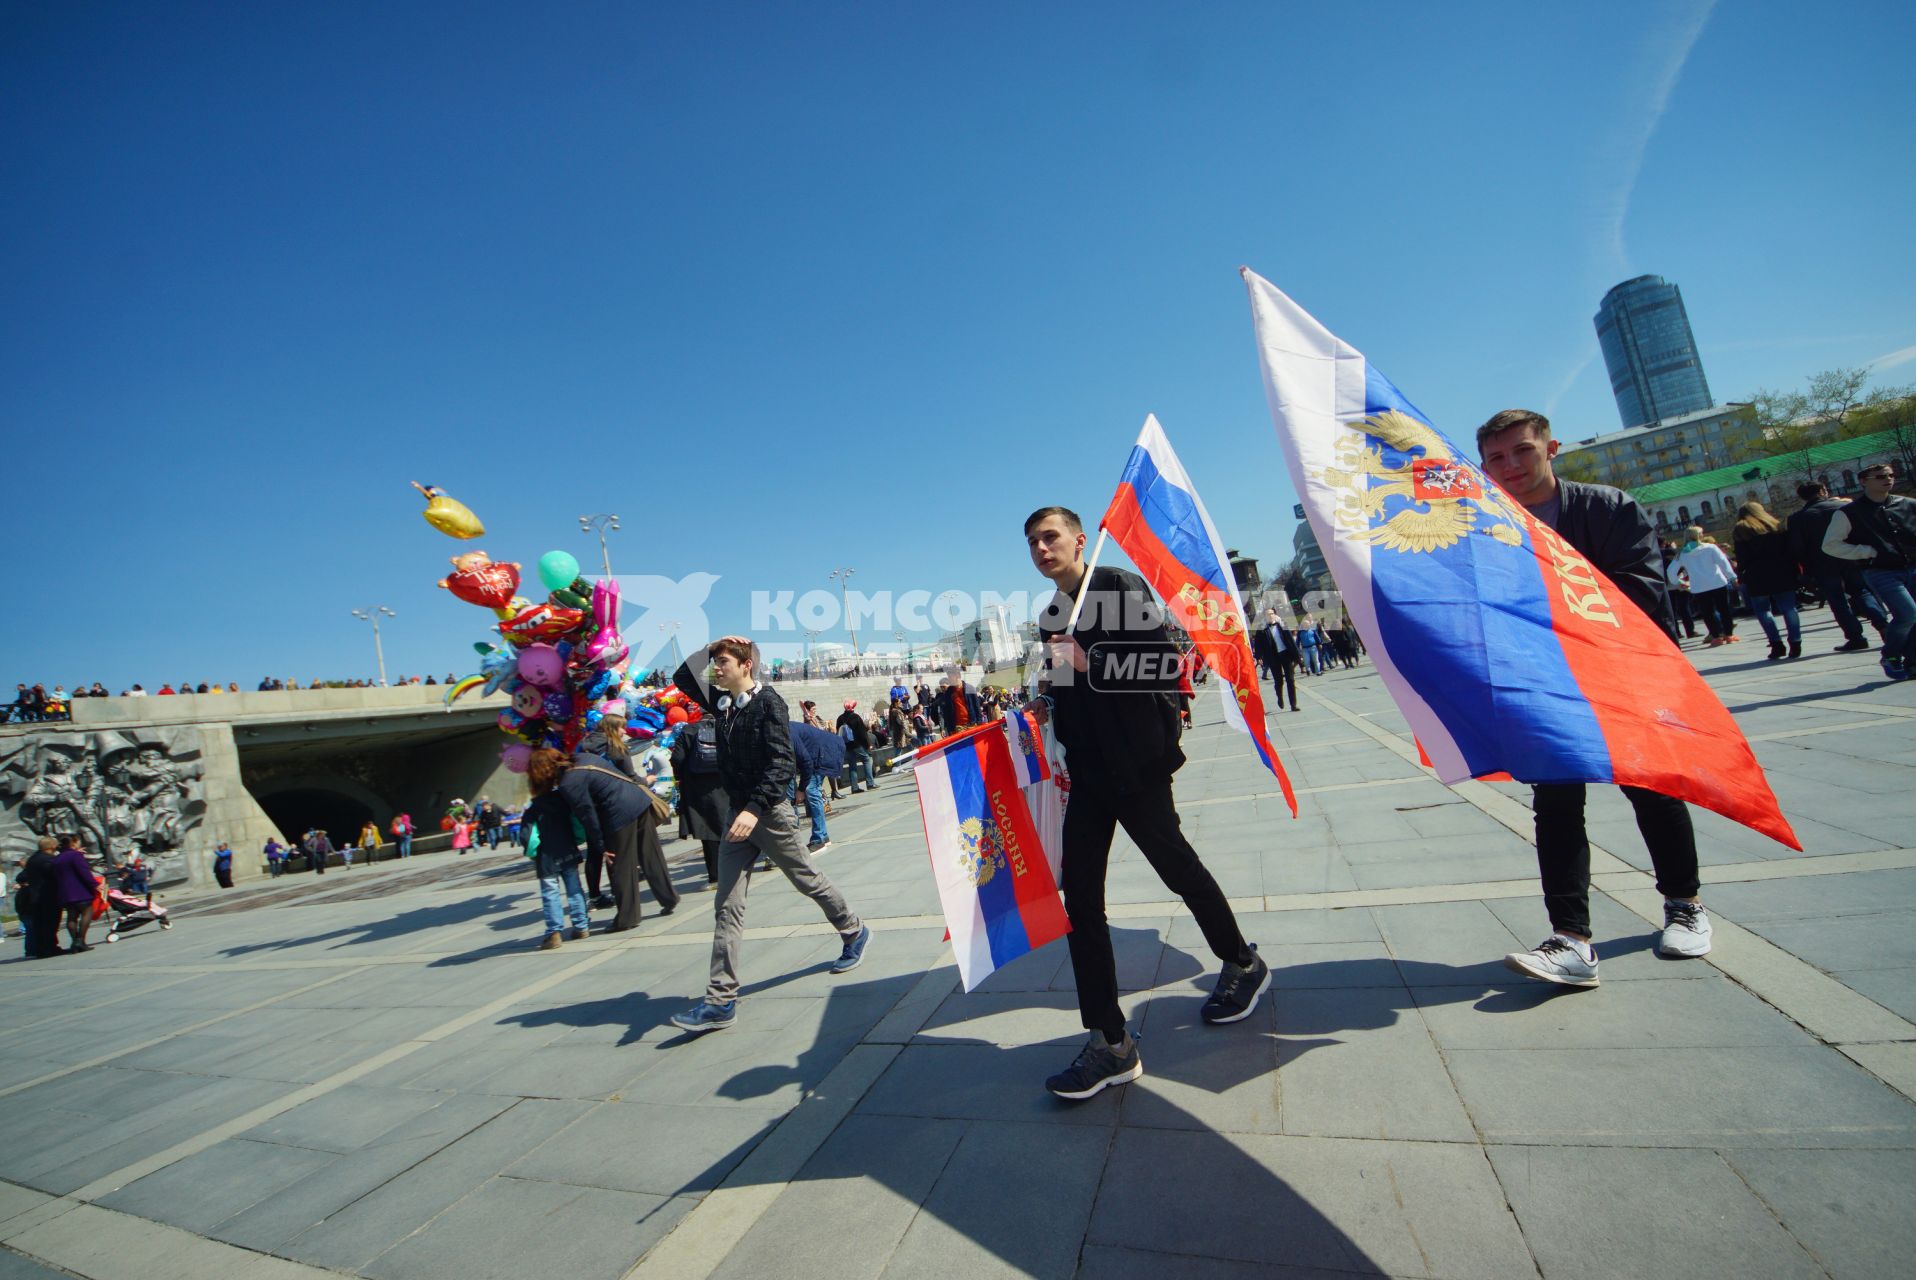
411,482,485,539
549,578,591,611
475,642,516,695
511,685,544,718
664,705,689,726
581,578,626,664
439,551,521,609
498,603,586,647
517,643,566,689
444,675,486,706
541,691,573,722
500,743,532,773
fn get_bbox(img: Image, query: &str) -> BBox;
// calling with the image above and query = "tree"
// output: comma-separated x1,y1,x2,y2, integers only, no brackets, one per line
1801,367,1871,437
1552,451,1601,484
1850,389,1916,477
1740,387,1819,480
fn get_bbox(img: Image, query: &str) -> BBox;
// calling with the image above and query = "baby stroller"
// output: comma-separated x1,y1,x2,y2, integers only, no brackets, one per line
102,887,172,943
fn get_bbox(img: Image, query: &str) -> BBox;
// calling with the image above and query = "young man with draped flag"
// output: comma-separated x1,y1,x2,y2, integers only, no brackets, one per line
1241,267,1799,989
1024,502,1270,1102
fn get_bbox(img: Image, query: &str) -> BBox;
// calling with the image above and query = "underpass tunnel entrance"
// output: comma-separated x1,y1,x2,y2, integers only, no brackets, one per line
257,788,374,846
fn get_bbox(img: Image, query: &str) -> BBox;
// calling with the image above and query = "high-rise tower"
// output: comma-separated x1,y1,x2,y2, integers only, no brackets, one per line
1594,275,1712,429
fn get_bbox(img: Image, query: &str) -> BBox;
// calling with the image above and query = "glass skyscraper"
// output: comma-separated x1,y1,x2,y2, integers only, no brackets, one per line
1594,275,1713,429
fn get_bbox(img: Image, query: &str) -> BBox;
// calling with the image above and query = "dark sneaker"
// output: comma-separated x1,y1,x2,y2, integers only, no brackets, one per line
831,924,872,974
1787,640,1802,659
1045,1032,1143,1101
1835,637,1871,653
670,1000,738,1034
1884,657,1911,682
807,839,833,855
1201,947,1272,1024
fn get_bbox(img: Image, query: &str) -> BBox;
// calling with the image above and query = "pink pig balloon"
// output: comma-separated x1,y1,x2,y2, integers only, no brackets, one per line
500,743,532,773
517,643,566,689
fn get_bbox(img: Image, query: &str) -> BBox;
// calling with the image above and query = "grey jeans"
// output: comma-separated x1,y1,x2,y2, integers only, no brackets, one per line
706,802,861,1003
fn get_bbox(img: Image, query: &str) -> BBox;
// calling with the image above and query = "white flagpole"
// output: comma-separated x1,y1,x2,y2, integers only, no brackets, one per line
1063,528,1109,635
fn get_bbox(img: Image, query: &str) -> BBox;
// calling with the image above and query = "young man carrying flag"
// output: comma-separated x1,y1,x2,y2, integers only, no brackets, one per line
1025,505,1268,1101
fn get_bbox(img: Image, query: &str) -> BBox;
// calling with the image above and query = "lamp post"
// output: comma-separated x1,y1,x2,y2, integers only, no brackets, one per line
351,607,396,687
658,620,682,670
827,567,858,671
579,513,621,579
894,631,911,676
803,629,823,679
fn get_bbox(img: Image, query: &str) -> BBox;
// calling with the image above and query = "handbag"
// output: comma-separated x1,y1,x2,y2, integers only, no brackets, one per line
569,760,671,825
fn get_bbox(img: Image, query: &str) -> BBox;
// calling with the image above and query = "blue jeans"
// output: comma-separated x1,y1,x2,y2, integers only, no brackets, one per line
1815,568,1886,642
538,864,589,934
1301,644,1322,675
397,834,411,858
847,749,875,791
798,774,828,844
1864,566,1916,667
1744,588,1800,648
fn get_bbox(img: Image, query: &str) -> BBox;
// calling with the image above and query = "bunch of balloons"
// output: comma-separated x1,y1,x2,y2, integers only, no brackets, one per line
416,483,703,773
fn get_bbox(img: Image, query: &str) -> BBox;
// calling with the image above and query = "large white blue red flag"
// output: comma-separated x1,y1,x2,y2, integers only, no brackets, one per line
1102,415,1299,816
915,720,1071,990
1240,268,1798,848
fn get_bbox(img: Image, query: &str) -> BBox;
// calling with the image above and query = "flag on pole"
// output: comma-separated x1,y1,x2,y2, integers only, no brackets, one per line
915,720,1071,990
1003,707,1050,789
1240,267,1799,849
1101,415,1299,816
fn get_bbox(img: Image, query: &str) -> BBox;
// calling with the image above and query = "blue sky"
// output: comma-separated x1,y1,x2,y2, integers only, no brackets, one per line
4,1,1912,690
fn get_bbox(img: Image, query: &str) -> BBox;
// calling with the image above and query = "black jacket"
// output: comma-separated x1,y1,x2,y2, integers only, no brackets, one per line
1551,480,1674,639
835,709,872,750
673,656,797,819
1036,565,1185,791
555,751,654,858
523,792,584,878
1732,527,1800,597
1788,498,1851,576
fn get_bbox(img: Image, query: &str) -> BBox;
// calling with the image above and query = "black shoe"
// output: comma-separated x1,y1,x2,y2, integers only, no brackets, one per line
1787,640,1801,659
1766,642,1786,661
1045,1032,1142,1101
1201,947,1271,1024
1835,637,1871,653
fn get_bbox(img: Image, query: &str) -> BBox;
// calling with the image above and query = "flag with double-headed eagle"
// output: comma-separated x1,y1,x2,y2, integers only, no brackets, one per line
1100,415,1298,816
915,718,1071,990
1240,267,1798,849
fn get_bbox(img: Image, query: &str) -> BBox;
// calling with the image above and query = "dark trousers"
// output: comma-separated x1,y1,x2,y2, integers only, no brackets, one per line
607,817,679,929
1815,567,1887,642
1532,783,1700,938
1692,587,1737,638
1061,774,1251,1038
701,839,720,883
1668,590,1699,638
25,906,62,957
1268,656,1298,709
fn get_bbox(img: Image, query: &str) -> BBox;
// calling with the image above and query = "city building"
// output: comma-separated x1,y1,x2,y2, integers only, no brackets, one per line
1594,275,1713,429
1630,426,1910,533
1291,520,1330,594
1553,403,1751,492
940,602,1022,667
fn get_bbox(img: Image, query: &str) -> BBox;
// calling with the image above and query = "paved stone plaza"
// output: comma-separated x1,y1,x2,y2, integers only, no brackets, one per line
2,614,1913,1280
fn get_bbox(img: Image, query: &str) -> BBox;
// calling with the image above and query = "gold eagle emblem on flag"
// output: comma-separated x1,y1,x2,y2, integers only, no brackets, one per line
956,815,1007,887
1315,410,1525,554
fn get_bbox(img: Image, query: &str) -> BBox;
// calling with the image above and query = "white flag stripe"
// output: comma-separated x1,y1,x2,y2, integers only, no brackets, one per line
1241,268,1469,778
915,749,995,990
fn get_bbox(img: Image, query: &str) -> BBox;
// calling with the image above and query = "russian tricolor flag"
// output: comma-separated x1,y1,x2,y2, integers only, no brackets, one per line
1102,416,1299,816
1242,268,1798,849
915,719,1071,991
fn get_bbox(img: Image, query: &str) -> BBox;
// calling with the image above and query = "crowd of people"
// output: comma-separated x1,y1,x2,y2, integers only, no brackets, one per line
1654,466,1913,678
9,835,168,958
3,675,483,720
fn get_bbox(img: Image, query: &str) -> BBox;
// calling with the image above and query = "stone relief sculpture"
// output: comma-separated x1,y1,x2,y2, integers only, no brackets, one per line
1,729,204,885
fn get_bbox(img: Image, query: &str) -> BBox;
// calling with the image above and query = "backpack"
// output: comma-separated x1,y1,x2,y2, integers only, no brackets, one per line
683,719,720,775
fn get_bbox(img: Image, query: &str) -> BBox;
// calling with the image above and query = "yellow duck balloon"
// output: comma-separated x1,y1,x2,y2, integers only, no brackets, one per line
410,481,485,539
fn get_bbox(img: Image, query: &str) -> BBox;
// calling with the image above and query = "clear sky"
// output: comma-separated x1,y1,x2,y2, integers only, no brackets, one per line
4,1,1912,691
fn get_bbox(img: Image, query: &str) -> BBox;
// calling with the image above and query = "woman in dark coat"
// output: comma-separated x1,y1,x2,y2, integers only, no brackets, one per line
559,728,678,931
1732,501,1803,660
670,716,731,887
14,837,66,958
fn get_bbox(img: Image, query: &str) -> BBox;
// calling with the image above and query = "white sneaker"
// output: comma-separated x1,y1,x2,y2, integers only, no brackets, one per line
1657,900,1712,958
1503,935,1599,987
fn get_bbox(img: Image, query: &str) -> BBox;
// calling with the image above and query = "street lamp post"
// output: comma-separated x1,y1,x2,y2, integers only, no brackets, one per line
827,567,858,672
658,620,682,671
894,631,911,676
351,607,396,687
579,513,621,579
803,628,823,679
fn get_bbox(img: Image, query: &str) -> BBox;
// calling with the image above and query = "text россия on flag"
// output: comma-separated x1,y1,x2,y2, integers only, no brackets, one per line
1239,267,1797,849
